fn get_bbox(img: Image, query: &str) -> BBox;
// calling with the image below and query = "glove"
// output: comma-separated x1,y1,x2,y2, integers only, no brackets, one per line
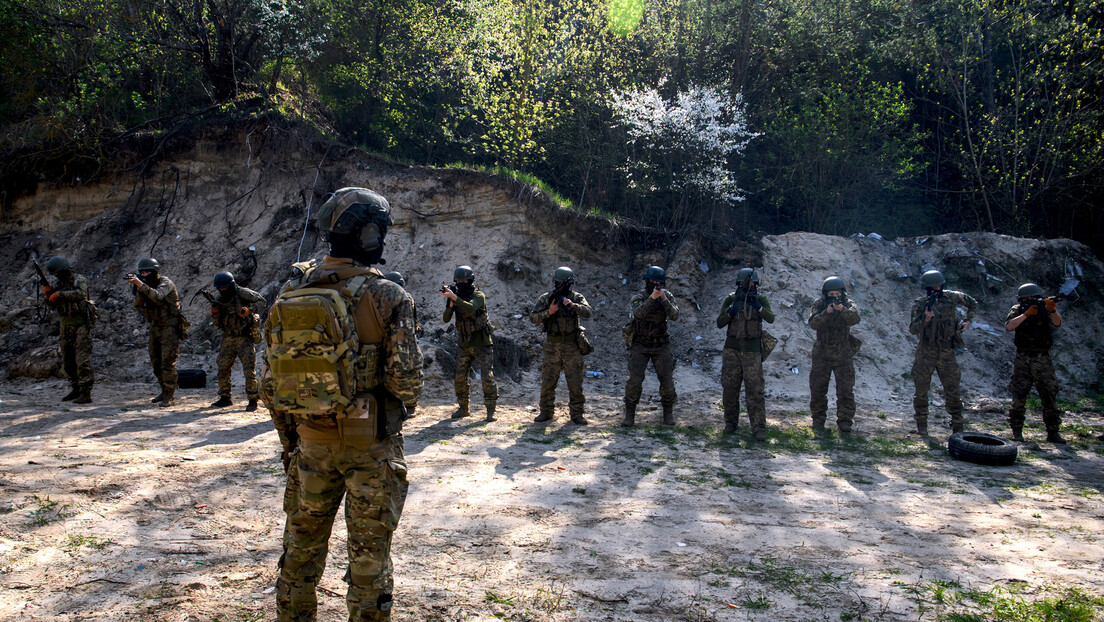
47,292,60,304
1023,305,1038,317
728,302,739,318
750,296,763,311
238,307,251,318
1045,298,1057,313
42,285,54,296
210,305,220,318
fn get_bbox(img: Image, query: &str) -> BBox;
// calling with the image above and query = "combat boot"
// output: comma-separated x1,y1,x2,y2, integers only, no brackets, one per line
620,403,636,427
951,419,964,434
753,428,767,442
212,396,233,408
451,404,469,419
661,403,675,426
570,412,588,426
159,390,175,408
485,403,497,422
915,419,929,437
61,386,81,401
73,387,92,404
1011,426,1025,442
245,399,258,412
533,410,553,423
1046,430,1067,444
151,386,166,403
811,419,827,435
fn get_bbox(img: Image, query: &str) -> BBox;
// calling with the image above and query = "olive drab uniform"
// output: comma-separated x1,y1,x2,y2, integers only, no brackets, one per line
717,289,774,436
267,257,423,622
624,290,679,417
47,272,96,397
530,290,593,422
134,274,184,395
213,286,266,402
908,290,977,433
807,297,861,432
1005,302,1061,437
444,289,498,412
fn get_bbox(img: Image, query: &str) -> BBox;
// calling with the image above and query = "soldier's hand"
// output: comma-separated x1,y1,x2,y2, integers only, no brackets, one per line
832,303,843,312
126,275,143,287
562,297,574,308
548,300,560,314
441,289,457,302
238,306,251,318
961,320,971,332
1045,297,1057,313
650,288,664,300
1023,305,1039,317
924,309,935,322
210,305,220,318
750,296,762,311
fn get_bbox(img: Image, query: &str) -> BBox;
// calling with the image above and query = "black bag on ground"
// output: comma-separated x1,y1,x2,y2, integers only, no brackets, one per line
178,369,207,389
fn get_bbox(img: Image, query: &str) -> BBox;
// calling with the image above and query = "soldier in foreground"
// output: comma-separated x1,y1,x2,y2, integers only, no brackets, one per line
1004,283,1065,444
441,265,498,421
265,187,422,622
127,258,184,407
530,266,593,425
41,256,96,404
716,268,774,440
807,276,861,435
622,266,679,426
908,269,977,436
209,271,266,411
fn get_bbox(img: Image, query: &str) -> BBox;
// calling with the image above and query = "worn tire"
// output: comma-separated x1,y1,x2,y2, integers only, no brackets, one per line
947,432,1018,466
177,368,207,389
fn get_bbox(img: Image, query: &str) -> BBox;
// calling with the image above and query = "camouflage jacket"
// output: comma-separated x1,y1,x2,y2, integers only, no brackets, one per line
717,289,774,351
530,290,592,340
213,286,266,337
444,290,492,348
48,273,93,326
630,289,679,345
1006,303,1056,353
133,275,182,326
807,296,860,359
909,289,977,350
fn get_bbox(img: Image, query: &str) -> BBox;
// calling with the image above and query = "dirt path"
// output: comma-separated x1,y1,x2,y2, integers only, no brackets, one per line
2,379,1103,621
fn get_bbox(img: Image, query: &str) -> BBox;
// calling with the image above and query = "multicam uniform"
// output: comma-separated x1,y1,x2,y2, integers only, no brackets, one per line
134,275,183,393
1005,302,1061,436
212,286,266,401
530,290,593,422
807,296,861,431
624,290,679,410
443,289,498,411
268,256,423,622
908,289,977,432
716,288,774,435
47,273,95,394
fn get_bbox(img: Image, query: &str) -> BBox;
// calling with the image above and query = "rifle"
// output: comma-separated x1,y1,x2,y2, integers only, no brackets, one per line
32,260,50,287
189,286,218,306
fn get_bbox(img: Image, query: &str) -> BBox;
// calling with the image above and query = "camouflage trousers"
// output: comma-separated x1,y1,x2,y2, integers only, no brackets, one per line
721,349,764,432
624,342,676,407
60,323,94,389
1008,350,1061,432
911,346,962,428
277,430,408,622
455,344,498,407
148,324,180,391
540,340,585,418
809,355,855,430
217,335,258,399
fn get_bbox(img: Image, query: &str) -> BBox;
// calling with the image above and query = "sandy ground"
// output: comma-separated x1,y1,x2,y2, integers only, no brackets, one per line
2,374,1103,622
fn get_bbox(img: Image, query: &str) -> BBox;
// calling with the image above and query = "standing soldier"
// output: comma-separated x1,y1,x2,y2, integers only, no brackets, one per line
265,187,422,622
42,256,95,404
127,258,184,407
909,269,977,436
209,271,266,411
530,266,593,425
622,266,679,426
807,276,861,435
441,265,498,421
1004,283,1065,444
716,268,775,440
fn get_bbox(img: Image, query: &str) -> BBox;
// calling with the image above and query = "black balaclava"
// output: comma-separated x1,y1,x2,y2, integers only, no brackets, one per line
456,280,475,300
141,271,160,288
330,231,386,266
218,284,237,303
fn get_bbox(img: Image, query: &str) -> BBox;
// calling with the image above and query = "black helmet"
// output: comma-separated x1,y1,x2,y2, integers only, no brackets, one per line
137,257,160,272
383,271,406,287
921,269,945,288
454,265,474,282
213,271,236,289
316,187,393,258
553,266,574,284
737,267,759,284
822,276,846,294
45,256,71,275
643,266,666,283
1017,282,1044,299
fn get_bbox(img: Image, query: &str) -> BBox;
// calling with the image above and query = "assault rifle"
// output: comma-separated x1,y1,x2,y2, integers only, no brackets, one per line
827,294,844,307
924,289,944,314
32,260,50,287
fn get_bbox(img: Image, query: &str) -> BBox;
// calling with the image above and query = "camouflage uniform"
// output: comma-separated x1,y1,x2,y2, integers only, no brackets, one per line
212,286,266,400
716,288,775,435
624,290,679,412
807,296,861,431
908,290,977,433
269,256,423,622
443,289,498,410
1005,303,1061,436
530,289,593,422
134,275,183,393
47,272,95,393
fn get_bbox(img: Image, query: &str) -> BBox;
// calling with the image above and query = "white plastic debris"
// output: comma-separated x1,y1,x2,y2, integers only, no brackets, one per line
695,335,702,341
868,232,883,240
791,367,799,374
699,261,709,273
513,314,522,319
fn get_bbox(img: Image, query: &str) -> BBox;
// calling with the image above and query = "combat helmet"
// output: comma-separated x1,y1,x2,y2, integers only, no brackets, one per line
213,271,236,289
553,266,574,285
316,187,392,255
1017,282,1044,299
45,256,71,275
137,257,160,272
643,266,666,283
383,271,406,287
921,269,945,288
736,267,759,284
454,265,474,282
822,276,846,295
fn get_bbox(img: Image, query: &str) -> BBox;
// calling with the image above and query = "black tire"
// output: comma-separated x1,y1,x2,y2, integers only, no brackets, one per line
947,432,1018,466
177,368,207,389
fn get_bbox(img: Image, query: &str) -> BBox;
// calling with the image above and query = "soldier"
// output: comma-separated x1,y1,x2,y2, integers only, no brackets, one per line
441,265,498,421
209,271,266,411
42,256,95,404
908,269,977,436
127,258,184,407
716,268,775,440
1004,283,1065,444
266,187,423,622
807,276,861,435
530,266,593,425
622,266,679,426
383,271,419,419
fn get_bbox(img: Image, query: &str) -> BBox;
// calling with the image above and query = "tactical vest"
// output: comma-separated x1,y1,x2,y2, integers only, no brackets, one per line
543,292,581,337
454,293,490,342
810,298,852,356
54,276,95,326
632,294,670,345
137,276,181,326
917,294,960,349
725,291,763,342
216,289,261,337
1013,306,1053,352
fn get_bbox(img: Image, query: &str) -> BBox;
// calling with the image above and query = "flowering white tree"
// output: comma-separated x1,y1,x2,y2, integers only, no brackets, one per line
610,84,759,226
